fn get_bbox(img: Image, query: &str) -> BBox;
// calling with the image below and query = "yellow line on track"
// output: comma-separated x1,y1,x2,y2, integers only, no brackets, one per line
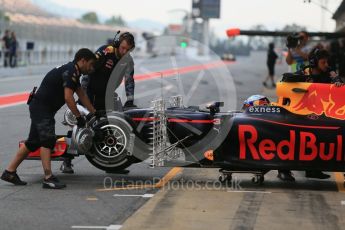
154,167,183,188
334,172,345,193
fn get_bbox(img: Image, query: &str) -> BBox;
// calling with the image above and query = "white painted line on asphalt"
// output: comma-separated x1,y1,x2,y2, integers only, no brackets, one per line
71,225,122,230
142,194,155,198
227,190,272,194
113,194,154,198
341,201,345,205
107,225,122,230
71,226,107,229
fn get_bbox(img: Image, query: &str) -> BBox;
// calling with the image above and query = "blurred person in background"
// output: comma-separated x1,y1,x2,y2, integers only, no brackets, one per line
338,39,345,78
327,40,340,73
0,30,2,60
263,42,278,88
286,31,311,72
2,30,11,67
9,31,18,68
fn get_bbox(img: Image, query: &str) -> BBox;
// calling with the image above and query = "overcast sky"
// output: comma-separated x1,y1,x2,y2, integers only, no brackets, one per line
50,0,343,38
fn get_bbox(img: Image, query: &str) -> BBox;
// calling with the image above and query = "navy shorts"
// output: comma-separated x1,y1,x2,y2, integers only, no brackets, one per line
24,116,56,152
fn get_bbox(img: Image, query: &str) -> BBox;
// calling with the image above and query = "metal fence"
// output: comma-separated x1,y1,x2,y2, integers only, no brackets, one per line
0,50,75,67
0,16,140,67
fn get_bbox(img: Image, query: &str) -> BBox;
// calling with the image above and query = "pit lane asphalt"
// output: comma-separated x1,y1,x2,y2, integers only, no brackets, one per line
1,52,343,230
0,54,234,230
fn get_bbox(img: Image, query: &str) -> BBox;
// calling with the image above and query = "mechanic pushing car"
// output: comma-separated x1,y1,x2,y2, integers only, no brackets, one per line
0,48,103,189
60,31,136,174
86,31,136,110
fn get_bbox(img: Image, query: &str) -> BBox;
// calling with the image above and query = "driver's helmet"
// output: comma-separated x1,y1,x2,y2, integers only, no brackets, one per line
242,95,270,110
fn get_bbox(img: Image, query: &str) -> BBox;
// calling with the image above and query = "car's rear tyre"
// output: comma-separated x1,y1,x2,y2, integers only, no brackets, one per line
85,115,135,172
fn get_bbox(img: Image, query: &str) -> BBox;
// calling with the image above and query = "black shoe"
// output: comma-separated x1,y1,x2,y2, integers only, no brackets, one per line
60,160,74,174
105,169,130,174
262,82,267,87
42,175,66,189
277,170,295,182
1,170,27,185
305,171,330,179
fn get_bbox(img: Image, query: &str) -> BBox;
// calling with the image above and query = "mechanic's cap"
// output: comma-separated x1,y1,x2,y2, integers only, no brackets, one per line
242,95,270,110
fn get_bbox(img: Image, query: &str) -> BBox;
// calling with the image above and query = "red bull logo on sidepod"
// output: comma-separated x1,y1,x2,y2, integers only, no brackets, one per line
238,125,343,161
276,83,345,120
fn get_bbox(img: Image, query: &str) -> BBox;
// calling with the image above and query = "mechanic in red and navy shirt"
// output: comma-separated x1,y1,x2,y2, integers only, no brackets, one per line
1,48,100,189
86,32,136,110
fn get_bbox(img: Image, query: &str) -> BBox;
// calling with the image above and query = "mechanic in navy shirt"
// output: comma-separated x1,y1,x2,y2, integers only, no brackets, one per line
1,48,99,189
86,32,136,110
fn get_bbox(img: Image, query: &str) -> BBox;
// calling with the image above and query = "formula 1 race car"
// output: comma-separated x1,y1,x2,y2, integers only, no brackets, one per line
221,53,236,61
23,73,345,184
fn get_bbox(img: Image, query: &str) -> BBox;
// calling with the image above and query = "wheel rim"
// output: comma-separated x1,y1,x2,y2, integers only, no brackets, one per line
94,124,127,159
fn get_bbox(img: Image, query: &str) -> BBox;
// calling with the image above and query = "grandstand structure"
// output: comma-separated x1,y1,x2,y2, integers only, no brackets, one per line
0,0,139,65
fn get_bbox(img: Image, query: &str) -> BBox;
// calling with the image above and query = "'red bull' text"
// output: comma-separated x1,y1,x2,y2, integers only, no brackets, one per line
238,125,343,161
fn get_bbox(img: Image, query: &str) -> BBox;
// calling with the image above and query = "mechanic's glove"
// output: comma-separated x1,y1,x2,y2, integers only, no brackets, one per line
85,113,94,121
95,110,107,119
76,116,86,128
85,111,107,121
124,100,137,108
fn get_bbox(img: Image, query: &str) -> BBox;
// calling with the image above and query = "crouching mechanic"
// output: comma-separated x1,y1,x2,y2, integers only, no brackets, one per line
60,32,136,174
1,48,101,189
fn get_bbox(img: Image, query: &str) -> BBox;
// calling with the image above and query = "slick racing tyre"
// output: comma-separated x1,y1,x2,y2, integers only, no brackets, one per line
85,115,135,172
